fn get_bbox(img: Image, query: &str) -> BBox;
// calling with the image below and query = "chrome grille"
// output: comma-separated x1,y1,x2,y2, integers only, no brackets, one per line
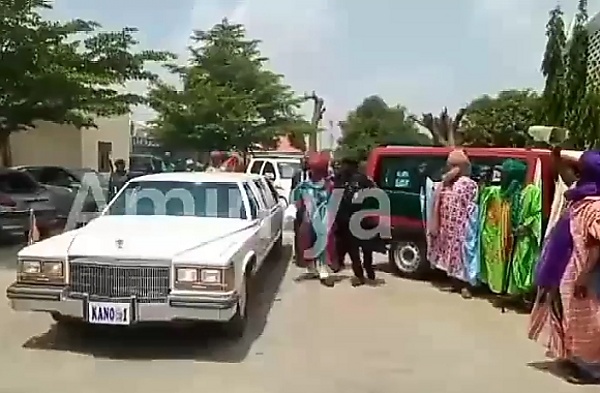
69,262,170,303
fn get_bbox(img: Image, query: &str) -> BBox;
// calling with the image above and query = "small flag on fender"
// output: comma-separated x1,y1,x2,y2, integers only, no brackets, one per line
27,209,40,245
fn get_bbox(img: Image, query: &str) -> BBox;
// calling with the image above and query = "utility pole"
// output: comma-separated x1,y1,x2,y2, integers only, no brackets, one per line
304,91,325,151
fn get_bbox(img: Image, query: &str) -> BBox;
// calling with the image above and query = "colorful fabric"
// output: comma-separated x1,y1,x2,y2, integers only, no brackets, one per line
291,178,336,273
430,149,470,236
529,151,600,367
479,186,507,292
462,187,480,285
557,199,600,362
508,184,542,294
500,159,527,230
428,176,477,282
480,183,541,294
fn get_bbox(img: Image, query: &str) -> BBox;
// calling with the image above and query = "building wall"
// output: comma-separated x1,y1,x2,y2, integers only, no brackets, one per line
10,121,82,167
585,12,600,85
10,114,130,171
81,115,130,171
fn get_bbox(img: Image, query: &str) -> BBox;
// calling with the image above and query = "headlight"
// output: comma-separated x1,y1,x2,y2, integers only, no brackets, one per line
176,268,198,282
21,260,41,274
174,266,232,290
18,259,64,283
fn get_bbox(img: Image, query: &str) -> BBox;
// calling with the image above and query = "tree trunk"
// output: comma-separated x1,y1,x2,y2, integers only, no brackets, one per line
0,131,12,167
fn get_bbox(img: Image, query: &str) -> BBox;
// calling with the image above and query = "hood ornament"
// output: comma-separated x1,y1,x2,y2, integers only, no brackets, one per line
115,239,124,249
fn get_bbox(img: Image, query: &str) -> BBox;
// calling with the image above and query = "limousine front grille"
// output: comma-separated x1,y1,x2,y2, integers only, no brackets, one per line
69,262,170,303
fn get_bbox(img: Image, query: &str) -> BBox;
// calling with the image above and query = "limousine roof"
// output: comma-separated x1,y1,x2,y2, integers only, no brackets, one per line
131,172,263,184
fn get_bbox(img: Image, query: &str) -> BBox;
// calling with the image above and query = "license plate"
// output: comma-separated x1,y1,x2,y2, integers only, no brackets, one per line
88,302,131,325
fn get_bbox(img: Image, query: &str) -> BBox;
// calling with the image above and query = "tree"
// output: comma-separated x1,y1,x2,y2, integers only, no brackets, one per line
412,108,465,146
149,19,304,154
564,0,592,147
460,90,541,147
538,0,600,148
0,0,173,165
337,96,431,161
540,4,567,126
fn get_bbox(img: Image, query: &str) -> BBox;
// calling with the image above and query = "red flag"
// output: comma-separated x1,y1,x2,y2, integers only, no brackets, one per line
27,209,40,245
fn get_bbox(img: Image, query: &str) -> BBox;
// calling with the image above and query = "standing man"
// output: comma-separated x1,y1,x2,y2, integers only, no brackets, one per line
333,156,378,285
206,151,225,172
108,159,131,200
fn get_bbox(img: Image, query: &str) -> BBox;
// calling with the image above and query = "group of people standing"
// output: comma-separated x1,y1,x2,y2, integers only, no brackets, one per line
291,152,382,288
427,147,600,384
425,149,542,301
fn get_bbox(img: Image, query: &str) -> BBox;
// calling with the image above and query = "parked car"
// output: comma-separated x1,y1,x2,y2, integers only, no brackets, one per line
246,153,302,204
0,168,60,239
129,154,167,178
14,166,101,223
366,146,555,279
6,171,284,338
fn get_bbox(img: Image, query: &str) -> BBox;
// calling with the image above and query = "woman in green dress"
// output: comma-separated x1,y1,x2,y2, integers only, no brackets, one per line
479,159,542,295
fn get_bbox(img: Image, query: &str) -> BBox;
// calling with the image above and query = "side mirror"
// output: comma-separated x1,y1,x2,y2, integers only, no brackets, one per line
264,172,275,181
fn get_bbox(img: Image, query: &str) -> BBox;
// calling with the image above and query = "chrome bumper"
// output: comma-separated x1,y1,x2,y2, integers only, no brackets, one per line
6,283,238,323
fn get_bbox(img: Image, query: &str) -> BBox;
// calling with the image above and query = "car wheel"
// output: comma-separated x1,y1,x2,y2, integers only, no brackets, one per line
388,240,429,279
224,275,249,339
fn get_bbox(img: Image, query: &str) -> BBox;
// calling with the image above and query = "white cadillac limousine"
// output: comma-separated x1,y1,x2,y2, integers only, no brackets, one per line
6,172,285,337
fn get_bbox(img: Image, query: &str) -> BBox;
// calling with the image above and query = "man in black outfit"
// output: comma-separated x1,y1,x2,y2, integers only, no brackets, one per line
333,157,378,286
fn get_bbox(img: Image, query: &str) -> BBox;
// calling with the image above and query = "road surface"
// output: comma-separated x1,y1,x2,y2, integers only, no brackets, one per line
0,235,596,392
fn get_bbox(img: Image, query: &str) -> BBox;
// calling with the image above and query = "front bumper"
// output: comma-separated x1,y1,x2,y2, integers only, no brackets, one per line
6,283,238,323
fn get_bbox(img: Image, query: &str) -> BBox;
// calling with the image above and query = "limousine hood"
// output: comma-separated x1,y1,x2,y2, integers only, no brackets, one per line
64,215,253,261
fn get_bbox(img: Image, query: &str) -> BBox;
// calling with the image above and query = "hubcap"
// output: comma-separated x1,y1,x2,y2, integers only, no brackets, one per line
394,243,421,272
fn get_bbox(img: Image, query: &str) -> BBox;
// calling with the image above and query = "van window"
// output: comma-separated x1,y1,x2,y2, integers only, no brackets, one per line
376,156,528,192
249,160,263,174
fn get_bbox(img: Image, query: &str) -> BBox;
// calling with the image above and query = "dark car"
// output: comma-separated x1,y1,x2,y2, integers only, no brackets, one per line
14,166,101,222
129,154,167,178
0,168,60,239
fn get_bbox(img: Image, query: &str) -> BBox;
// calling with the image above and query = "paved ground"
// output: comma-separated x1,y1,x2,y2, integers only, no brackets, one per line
0,235,597,392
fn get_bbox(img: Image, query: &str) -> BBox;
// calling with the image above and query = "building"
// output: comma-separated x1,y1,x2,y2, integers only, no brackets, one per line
568,10,600,84
10,115,130,172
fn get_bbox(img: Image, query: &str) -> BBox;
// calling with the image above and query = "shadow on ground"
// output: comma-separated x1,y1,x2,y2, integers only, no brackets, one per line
528,361,600,385
22,245,292,363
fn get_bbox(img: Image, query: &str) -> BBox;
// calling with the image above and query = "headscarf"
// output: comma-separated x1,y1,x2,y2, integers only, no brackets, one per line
499,159,527,229
535,150,600,288
430,149,470,235
307,152,330,181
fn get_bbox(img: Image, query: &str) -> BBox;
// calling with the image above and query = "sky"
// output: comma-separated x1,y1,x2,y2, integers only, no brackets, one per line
48,0,600,147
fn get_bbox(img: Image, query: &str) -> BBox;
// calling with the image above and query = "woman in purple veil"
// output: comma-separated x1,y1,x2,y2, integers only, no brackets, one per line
529,149,600,384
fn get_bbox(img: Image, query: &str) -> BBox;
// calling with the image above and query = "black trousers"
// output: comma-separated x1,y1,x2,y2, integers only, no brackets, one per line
336,225,375,280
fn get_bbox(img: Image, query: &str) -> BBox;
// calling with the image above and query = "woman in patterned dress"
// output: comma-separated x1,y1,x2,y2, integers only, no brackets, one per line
291,152,337,287
529,150,600,384
428,149,478,298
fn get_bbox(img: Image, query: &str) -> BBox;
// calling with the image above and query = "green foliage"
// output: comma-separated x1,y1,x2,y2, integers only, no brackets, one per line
539,0,600,148
0,0,173,165
337,96,432,161
149,19,304,153
564,0,592,147
541,5,567,126
461,90,541,147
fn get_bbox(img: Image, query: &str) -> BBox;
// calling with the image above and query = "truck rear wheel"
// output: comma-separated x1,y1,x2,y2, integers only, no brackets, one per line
388,240,429,279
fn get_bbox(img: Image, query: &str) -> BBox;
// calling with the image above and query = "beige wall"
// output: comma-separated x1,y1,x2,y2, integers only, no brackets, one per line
10,115,130,171
11,121,82,167
80,115,131,171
